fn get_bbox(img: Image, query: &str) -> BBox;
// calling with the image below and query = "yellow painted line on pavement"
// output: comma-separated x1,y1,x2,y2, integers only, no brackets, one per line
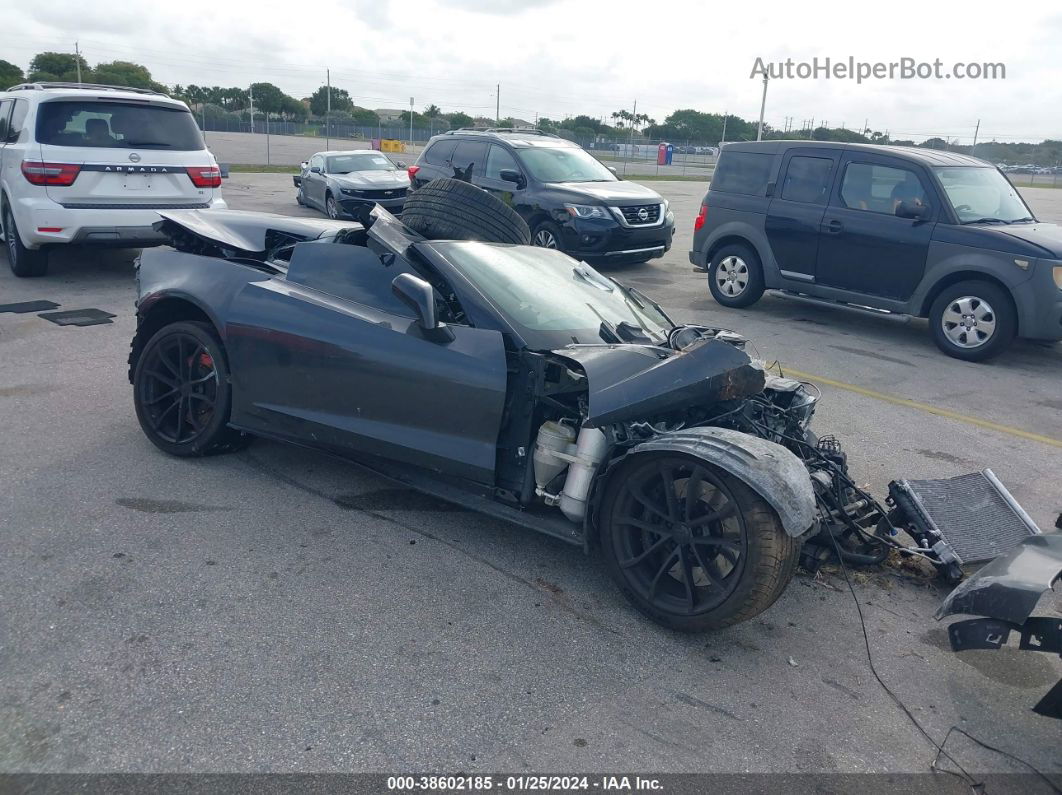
782,367,1062,451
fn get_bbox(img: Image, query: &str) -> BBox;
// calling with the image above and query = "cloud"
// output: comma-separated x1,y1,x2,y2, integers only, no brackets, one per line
435,0,561,14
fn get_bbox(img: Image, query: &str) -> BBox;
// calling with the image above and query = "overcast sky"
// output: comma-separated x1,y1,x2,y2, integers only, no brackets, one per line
3,0,1059,142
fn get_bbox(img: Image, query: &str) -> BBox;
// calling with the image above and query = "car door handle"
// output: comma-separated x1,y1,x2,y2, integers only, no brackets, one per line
822,219,843,235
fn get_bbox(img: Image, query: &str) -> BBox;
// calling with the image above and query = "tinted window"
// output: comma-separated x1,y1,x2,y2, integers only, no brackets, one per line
780,155,833,204
0,101,11,144
840,163,927,214
711,151,773,195
286,243,418,317
484,145,519,180
423,139,457,166
36,101,205,150
7,100,27,143
450,140,488,174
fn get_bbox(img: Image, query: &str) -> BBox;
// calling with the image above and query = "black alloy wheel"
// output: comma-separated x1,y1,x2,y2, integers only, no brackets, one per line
601,453,799,631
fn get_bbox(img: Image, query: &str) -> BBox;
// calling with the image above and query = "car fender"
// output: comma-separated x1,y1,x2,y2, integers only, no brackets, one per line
909,239,1035,315
626,426,816,537
698,219,778,283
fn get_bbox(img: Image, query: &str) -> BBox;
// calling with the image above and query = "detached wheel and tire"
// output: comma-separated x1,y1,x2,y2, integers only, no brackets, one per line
929,280,1017,361
4,204,49,277
132,321,247,457
707,243,764,308
600,453,800,632
401,178,531,244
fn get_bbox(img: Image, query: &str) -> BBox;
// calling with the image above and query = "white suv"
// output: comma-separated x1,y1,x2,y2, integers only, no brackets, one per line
0,82,227,277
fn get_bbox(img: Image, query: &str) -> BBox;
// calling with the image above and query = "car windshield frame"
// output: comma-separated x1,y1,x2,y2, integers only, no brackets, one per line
933,166,1036,224
514,146,618,184
414,240,672,350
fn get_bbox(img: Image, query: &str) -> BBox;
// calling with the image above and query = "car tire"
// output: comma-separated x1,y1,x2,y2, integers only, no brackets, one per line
599,452,800,632
325,193,340,219
132,320,249,457
400,178,531,245
531,221,564,252
707,243,764,308
929,280,1017,362
4,204,49,278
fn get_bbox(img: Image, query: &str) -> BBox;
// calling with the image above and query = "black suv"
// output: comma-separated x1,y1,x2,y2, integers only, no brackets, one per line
690,141,1062,361
409,129,675,264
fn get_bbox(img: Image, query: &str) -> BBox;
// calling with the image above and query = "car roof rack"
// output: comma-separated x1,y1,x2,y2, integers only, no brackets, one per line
6,82,167,96
444,127,558,138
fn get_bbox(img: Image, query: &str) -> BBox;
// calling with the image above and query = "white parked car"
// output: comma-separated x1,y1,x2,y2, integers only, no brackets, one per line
0,82,227,277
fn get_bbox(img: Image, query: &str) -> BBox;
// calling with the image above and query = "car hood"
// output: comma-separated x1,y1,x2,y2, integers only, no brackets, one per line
331,171,410,190
948,222,1062,258
551,180,663,204
154,209,359,254
552,340,766,427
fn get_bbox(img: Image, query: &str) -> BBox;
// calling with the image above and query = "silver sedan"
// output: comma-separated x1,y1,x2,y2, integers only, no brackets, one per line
295,150,410,218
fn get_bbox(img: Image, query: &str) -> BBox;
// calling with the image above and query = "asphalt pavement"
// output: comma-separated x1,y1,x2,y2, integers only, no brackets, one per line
0,176,1059,779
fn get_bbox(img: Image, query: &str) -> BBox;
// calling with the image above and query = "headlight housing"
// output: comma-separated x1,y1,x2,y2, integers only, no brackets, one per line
340,187,361,196
565,203,609,219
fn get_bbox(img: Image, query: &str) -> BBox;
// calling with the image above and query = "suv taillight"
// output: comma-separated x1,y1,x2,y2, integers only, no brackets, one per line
22,161,81,187
186,166,222,188
407,165,420,180
693,204,708,231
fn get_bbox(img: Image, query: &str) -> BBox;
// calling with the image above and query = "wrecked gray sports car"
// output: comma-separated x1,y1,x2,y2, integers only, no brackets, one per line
127,194,1049,632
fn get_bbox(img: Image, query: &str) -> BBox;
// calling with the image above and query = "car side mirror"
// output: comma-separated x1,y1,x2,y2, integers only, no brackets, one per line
310,166,322,174
499,168,525,188
391,273,454,342
607,166,619,179
395,161,407,169
896,199,931,220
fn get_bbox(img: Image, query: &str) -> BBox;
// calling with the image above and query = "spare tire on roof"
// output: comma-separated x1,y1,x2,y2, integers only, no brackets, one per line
401,178,532,245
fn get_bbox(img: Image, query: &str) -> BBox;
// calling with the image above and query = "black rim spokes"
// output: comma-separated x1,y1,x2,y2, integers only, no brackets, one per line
140,333,218,444
616,461,746,615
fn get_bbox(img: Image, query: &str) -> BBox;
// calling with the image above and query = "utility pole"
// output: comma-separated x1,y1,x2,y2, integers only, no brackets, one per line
409,96,414,150
325,69,331,150
249,84,255,135
495,83,500,124
756,74,768,141
74,41,82,83
720,110,728,145
972,119,981,155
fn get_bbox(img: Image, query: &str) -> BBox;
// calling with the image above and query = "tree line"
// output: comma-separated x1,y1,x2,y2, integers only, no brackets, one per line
1,52,1058,164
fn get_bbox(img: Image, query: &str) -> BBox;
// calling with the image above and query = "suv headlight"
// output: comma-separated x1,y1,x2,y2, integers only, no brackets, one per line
565,203,608,219
1054,266,1062,290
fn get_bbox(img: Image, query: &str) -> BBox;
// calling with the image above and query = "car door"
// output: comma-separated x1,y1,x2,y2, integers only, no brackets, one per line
763,149,839,283
475,143,525,210
815,154,937,300
224,243,508,485
0,100,14,192
303,154,326,209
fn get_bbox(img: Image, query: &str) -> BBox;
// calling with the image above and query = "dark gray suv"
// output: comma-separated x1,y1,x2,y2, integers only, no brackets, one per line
689,141,1062,361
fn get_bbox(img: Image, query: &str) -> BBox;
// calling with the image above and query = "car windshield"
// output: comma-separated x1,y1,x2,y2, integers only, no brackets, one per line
421,240,671,349
516,146,617,183
933,167,1035,224
327,153,396,174
35,101,204,150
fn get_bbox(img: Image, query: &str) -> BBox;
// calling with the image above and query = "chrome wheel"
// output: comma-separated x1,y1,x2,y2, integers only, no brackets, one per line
326,196,339,219
715,255,749,297
533,228,558,249
941,295,996,349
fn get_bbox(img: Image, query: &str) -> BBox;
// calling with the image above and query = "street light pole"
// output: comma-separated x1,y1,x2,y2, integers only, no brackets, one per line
756,75,768,141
